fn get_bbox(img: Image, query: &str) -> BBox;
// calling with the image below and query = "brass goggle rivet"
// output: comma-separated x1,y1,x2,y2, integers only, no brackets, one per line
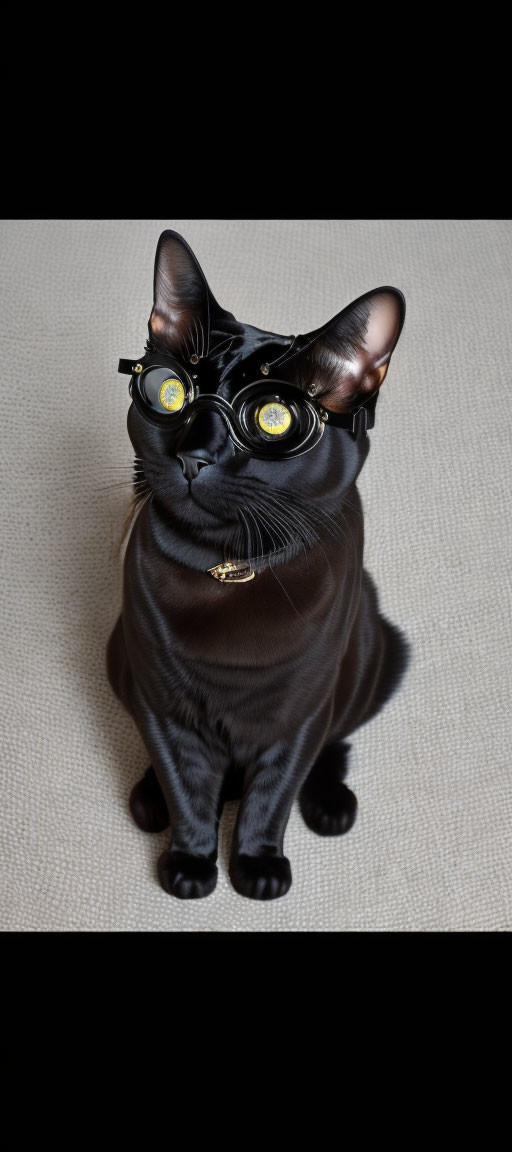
133,364,143,374
260,363,270,376
190,353,200,365
307,384,316,396
320,410,328,423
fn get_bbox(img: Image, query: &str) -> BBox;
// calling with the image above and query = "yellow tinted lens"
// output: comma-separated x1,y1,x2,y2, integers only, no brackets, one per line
257,401,292,436
159,377,185,412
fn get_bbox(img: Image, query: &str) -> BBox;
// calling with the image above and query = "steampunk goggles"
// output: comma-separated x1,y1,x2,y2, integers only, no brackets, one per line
118,352,377,460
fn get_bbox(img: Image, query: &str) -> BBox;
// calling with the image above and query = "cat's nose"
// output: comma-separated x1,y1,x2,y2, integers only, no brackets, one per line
177,451,215,481
176,410,225,467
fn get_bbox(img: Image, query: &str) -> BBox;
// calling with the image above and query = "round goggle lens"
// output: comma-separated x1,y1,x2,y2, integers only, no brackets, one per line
256,401,292,436
159,377,186,412
137,365,190,416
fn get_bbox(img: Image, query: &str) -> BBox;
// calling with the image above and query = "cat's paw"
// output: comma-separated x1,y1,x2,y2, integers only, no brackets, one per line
299,780,358,836
229,854,292,900
157,850,218,899
129,766,170,833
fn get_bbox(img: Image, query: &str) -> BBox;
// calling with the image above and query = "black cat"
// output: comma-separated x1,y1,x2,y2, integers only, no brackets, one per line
106,229,411,901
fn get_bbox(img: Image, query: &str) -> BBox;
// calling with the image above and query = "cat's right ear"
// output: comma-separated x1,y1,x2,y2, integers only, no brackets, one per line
148,231,221,359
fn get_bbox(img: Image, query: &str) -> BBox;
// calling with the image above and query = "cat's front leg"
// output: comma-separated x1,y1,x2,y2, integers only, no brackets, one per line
229,715,330,901
133,692,227,900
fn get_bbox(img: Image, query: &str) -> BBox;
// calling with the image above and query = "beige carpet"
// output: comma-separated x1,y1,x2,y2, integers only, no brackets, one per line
1,219,510,931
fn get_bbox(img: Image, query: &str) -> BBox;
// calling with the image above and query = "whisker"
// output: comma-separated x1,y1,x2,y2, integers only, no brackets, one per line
237,506,254,561
263,492,339,581
193,317,201,360
265,492,320,546
340,493,363,519
96,480,150,492
197,315,206,361
268,558,305,624
208,335,235,358
263,501,310,572
243,504,266,561
180,323,194,363
250,499,287,553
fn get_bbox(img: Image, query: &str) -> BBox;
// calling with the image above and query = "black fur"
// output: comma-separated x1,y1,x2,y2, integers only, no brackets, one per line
230,854,292,901
299,741,358,836
157,851,218,900
129,766,169,833
107,230,411,900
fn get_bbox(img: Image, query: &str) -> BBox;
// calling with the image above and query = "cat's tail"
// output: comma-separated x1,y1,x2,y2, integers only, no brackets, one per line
371,614,412,716
354,568,413,729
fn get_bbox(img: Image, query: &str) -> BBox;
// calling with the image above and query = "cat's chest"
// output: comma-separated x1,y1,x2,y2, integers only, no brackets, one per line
125,534,360,676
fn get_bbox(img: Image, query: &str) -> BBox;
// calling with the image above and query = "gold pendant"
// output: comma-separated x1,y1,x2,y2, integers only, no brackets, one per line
208,560,255,584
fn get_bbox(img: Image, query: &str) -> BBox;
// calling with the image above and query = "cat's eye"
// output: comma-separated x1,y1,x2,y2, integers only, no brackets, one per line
254,400,293,438
159,377,186,412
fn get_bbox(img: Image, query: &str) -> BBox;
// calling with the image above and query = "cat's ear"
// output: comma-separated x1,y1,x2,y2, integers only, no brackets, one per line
148,230,228,358
283,288,405,412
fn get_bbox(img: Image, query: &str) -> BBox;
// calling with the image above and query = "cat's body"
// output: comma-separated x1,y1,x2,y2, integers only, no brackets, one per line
106,230,411,900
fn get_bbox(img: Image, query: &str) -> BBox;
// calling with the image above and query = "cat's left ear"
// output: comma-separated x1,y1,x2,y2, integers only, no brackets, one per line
282,288,405,412
148,230,231,358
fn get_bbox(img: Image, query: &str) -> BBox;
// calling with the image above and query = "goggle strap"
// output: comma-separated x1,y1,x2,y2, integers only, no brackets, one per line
325,391,378,434
118,358,144,376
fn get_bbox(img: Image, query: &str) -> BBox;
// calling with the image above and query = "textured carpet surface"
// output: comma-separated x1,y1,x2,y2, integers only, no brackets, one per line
1,219,511,932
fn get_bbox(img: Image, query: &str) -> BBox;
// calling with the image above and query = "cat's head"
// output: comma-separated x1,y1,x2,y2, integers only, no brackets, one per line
126,230,405,571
